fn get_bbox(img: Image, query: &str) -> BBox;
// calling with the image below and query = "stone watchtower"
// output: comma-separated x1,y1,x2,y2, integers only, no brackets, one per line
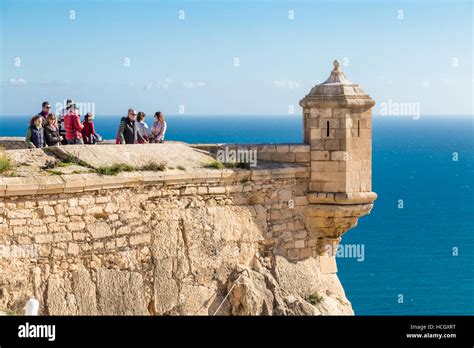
300,60,377,273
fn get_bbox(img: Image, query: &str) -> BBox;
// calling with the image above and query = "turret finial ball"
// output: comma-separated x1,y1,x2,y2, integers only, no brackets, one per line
333,59,340,70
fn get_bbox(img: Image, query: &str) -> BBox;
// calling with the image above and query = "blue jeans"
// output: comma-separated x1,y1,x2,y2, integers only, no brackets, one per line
67,138,84,145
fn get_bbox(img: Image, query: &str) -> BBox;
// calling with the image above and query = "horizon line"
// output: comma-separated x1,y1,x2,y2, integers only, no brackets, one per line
0,114,472,118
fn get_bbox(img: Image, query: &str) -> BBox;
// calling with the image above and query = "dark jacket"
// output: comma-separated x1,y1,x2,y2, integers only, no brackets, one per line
118,117,145,144
26,125,45,148
36,111,48,127
44,124,61,146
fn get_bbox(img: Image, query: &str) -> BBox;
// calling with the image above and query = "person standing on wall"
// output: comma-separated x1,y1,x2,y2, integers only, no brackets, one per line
149,111,167,143
58,99,72,145
82,113,100,144
116,108,147,144
36,101,51,126
136,112,149,144
44,113,62,146
25,115,45,148
63,103,84,144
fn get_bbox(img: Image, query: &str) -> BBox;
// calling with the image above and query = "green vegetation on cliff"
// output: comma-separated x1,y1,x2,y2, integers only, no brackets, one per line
96,161,167,175
204,160,251,170
0,154,12,173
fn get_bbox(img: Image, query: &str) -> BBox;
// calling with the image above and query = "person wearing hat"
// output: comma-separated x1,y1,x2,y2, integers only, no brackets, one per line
36,101,51,126
81,112,100,144
63,103,84,144
116,108,147,144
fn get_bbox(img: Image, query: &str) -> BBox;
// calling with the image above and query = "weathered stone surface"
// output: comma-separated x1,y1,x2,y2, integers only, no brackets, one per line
87,222,114,239
2,148,59,177
154,258,179,314
53,143,215,170
0,175,368,316
0,155,374,315
96,269,148,315
228,268,275,315
46,275,77,315
227,256,353,316
72,271,98,315
180,283,217,315
274,256,322,297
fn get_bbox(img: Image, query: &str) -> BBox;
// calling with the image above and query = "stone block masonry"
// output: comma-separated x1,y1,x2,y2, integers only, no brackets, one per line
300,60,375,195
0,165,353,315
191,143,310,167
0,137,26,150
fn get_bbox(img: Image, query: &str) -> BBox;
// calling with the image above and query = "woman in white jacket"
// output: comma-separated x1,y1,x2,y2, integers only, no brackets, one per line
150,111,167,143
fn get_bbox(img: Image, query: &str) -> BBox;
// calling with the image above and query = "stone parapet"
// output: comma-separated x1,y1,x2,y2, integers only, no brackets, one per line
191,143,310,166
0,137,27,150
0,165,309,197
308,192,377,205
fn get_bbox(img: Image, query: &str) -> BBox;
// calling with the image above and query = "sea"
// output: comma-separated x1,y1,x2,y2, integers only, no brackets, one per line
0,114,472,315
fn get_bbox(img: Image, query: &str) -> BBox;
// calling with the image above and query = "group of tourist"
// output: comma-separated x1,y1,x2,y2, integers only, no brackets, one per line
116,108,167,145
25,101,167,148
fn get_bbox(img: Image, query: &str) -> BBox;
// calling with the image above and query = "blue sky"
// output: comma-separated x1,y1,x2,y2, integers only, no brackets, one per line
0,0,472,116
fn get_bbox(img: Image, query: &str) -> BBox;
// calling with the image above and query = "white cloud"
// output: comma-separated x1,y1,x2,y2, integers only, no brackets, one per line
272,79,302,89
8,78,27,86
144,78,175,90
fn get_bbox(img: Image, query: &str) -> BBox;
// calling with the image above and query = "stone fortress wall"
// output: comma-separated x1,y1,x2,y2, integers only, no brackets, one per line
0,61,376,315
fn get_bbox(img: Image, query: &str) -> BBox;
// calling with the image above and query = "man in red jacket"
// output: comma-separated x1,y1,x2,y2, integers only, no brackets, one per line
63,103,84,144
